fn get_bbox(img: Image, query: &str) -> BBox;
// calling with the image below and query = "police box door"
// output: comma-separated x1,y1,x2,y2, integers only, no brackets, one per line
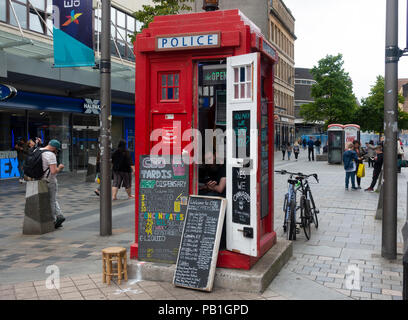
226,52,259,257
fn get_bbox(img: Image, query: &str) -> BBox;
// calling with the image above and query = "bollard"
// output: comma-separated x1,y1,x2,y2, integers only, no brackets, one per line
403,182,408,300
404,251,408,300
23,180,54,234
86,156,97,182
375,183,383,220
375,170,383,193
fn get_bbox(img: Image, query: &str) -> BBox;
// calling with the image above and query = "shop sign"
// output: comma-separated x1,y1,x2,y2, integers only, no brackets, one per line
261,39,277,61
156,32,220,51
202,66,226,86
83,98,100,114
0,151,19,179
0,84,17,101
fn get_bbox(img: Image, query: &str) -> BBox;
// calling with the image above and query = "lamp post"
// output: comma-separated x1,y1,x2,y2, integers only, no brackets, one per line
100,0,112,236
203,0,219,11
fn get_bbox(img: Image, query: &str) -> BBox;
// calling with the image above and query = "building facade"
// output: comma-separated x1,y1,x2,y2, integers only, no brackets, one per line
268,0,295,149
0,0,143,179
294,67,323,139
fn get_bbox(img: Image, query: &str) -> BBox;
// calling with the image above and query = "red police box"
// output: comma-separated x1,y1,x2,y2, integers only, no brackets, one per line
131,9,278,270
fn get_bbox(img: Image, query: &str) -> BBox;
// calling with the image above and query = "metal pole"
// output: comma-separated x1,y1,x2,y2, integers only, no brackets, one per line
383,0,399,259
100,0,112,236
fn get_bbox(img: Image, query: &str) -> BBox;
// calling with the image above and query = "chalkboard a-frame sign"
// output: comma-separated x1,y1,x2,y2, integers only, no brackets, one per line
173,195,227,292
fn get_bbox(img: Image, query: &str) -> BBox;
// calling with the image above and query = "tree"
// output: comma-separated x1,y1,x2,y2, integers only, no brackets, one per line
299,54,358,128
130,0,194,43
354,75,406,133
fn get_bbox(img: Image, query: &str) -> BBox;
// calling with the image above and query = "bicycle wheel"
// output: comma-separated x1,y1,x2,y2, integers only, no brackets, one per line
283,194,289,233
301,197,311,240
288,200,296,241
309,191,319,229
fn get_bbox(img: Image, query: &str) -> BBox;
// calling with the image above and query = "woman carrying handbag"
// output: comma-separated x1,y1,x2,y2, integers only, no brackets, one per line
353,140,366,189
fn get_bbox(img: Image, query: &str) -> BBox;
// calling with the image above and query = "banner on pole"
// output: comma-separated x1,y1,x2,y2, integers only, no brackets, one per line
53,0,94,68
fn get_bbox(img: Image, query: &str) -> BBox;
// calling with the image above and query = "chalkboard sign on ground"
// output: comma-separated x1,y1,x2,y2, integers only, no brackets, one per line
173,196,227,292
138,155,189,264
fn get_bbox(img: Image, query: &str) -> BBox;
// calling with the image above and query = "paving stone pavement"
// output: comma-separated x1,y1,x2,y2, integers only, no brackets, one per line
271,149,406,300
0,151,407,300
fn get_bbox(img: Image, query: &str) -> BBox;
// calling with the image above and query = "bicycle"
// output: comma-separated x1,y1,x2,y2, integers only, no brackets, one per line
275,170,319,240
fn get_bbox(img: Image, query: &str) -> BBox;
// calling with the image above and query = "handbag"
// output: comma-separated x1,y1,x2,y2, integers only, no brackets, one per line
357,163,365,178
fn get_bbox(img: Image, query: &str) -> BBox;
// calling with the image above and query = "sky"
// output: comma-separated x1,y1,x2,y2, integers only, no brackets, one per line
284,0,408,101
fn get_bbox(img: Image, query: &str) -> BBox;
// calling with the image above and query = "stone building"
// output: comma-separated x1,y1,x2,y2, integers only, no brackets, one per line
294,68,323,139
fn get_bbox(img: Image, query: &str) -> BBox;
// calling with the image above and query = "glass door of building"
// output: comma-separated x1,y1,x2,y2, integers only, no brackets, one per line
72,126,99,171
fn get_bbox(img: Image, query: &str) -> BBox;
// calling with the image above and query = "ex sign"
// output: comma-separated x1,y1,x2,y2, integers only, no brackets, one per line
156,32,220,51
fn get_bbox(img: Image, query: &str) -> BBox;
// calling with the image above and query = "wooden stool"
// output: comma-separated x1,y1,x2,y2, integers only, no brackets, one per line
102,247,128,285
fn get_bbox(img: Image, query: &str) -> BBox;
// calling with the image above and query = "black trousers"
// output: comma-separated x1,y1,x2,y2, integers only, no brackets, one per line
282,150,286,159
294,152,299,160
369,170,381,189
308,148,314,161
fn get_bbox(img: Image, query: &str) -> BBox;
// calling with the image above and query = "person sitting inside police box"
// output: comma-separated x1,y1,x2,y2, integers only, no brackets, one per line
199,150,226,249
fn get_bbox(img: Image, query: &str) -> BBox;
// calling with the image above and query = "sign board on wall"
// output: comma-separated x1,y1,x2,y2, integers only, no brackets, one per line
344,125,360,144
0,84,17,101
156,32,220,51
0,151,19,179
138,155,189,264
173,196,227,292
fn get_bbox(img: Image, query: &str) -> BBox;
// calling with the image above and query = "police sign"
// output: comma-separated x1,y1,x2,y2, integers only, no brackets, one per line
156,32,220,51
0,84,17,101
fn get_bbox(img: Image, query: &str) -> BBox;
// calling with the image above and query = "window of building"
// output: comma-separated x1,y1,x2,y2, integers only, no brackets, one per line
9,0,28,29
160,73,180,101
0,0,6,21
233,65,253,100
97,6,136,61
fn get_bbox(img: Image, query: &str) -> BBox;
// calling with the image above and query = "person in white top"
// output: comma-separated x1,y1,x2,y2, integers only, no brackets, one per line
41,140,65,228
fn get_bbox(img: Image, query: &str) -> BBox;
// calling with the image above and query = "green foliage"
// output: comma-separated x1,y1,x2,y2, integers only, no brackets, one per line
354,75,407,133
129,0,194,43
299,54,358,129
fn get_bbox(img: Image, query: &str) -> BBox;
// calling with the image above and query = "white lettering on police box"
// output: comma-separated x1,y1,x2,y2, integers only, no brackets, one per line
157,33,220,51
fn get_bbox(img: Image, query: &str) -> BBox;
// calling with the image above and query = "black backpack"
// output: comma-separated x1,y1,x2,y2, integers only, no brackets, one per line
23,148,52,180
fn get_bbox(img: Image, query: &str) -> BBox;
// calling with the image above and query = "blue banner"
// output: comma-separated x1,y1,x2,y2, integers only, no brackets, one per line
53,0,94,68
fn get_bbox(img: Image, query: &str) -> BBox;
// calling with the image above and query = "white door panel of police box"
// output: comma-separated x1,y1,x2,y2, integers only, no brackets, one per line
226,52,259,257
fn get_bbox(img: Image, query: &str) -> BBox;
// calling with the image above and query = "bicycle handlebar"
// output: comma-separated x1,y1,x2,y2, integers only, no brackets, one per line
274,170,319,183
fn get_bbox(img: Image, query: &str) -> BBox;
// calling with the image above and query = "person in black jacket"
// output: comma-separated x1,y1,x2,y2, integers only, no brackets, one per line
365,146,383,192
111,140,135,200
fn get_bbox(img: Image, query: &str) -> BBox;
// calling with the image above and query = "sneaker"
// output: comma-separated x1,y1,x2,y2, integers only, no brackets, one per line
351,187,358,190
357,186,362,189
364,188,374,192
345,187,349,190
54,216,65,229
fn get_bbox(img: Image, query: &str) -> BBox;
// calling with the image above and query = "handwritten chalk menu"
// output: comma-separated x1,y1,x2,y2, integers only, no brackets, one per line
173,196,227,292
260,99,269,219
232,167,251,225
138,155,189,264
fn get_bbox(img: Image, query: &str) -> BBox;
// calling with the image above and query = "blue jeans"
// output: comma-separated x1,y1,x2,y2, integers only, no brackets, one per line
345,171,356,188
18,159,25,178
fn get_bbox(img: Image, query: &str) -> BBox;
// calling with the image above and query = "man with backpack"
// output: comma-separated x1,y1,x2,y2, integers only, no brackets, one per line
24,139,65,229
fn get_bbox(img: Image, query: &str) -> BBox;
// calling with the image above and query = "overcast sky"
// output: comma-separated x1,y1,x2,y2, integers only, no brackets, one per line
284,0,408,101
